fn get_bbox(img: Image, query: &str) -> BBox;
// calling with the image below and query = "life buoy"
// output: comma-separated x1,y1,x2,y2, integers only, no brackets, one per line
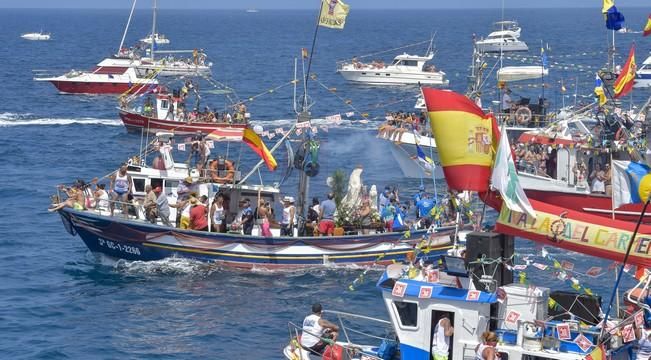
515,106,532,125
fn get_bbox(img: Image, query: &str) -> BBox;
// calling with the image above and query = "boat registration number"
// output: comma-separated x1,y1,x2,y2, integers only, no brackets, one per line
98,238,141,256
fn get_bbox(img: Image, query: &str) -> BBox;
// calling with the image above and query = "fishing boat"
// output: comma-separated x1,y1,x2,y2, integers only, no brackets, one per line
284,251,642,359
118,86,248,135
475,21,529,53
21,31,51,41
336,38,448,86
52,131,456,269
140,33,170,45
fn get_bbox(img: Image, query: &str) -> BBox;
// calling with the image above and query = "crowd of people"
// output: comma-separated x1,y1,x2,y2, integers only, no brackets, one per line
139,82,249,125
377,110,430,143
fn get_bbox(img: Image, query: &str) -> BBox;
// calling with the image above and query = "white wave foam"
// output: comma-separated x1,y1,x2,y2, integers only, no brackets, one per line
0,112,34,120
112,256,219,275
0,117,122,127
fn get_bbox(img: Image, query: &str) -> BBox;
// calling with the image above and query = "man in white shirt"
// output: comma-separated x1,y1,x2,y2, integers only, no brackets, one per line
502,88,513,113
300,303,339,355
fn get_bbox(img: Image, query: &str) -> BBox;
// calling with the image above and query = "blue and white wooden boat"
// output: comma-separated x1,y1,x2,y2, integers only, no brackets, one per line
284,254,641,359
54,132,456,269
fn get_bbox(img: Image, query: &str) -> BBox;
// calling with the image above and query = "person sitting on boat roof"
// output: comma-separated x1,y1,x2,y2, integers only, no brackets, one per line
318,193,336,236
109,164,132,217
209,155,235,184
300,303,339,356
281,196,296,236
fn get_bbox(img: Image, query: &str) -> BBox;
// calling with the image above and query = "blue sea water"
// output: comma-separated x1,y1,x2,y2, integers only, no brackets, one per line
0,7,648,359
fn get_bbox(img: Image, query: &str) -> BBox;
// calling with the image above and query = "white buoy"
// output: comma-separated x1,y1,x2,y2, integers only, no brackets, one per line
253,125,263,134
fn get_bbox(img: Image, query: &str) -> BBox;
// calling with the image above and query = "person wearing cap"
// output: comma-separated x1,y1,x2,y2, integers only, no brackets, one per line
143,185,158,224
176,176,194,202
209,155,235,184
281,196,296,236
232,198,254,234
300,303,339,356
154,186,172,227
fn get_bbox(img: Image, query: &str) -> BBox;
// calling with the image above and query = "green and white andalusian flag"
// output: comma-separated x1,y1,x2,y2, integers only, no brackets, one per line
490,125,537,218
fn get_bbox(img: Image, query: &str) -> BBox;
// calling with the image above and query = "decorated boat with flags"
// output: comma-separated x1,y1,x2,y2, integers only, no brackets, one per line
52,130,455,269
118,86,248,136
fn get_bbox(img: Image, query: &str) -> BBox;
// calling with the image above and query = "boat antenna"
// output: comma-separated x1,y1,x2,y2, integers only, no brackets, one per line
426,31,434,56
599,194,651,343
118,0,137,55
150,0,157,61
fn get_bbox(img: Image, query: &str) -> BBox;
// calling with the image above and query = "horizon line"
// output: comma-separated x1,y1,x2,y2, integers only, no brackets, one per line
2,6,648,10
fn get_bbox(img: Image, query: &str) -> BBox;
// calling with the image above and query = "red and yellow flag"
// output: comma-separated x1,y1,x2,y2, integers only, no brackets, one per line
585,344,605,360
644,14,651,37
423,88,498,192
614,44,636,99
242,127,277,171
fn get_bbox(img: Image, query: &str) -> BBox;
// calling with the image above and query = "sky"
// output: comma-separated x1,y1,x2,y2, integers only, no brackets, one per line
0,0,649,10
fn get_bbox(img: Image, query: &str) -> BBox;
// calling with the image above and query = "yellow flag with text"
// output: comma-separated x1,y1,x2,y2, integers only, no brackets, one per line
319,0,350,29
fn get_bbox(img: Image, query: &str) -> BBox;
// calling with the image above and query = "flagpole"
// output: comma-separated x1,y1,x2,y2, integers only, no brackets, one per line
599,195,651,342
302,1,325,109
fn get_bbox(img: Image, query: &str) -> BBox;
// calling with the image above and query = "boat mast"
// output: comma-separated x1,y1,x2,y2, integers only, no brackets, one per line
118,0,137,54
150,0,157,61
293,1,324,235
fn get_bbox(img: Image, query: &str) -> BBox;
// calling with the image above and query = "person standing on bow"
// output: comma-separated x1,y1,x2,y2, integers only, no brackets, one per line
109,164,132,217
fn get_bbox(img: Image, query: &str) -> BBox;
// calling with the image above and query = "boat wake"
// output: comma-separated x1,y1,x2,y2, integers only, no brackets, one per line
0,112,121,127
112,256,221,276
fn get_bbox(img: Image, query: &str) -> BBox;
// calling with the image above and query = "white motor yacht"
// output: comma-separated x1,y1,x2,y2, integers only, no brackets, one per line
634,54,651,88
475,21,528,53
140,33,170,45
21,31,51,41
337,52,448,86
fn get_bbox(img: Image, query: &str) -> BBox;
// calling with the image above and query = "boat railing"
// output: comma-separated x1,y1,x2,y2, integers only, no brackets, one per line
626,273,651,312
495,111,556,129
285,310,394,359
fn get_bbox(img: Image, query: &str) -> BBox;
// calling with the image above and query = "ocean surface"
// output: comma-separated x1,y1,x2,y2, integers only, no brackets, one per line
0,7,648,359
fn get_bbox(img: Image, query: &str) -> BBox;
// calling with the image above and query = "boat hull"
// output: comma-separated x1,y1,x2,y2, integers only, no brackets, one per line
59,208,453,269
119,110,247,136
475,43,529,53
43,79,156,95
634,71,651,88
337,69,448,86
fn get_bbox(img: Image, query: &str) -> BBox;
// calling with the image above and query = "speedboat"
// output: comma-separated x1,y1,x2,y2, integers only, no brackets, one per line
140,33,170,45
34,57,158,95
475,21,529,53
634,54,651,88
21,31,51,41
337,52,448,86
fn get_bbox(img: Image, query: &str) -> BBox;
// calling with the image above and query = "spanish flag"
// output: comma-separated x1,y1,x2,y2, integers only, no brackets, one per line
585,344,605,360
318,0,350,29
423,88,498,192
644,14,651,37
243,127,277,171
613,44,636,99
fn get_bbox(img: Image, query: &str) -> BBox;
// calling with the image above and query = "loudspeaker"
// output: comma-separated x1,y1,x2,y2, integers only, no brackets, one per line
465,231,514,292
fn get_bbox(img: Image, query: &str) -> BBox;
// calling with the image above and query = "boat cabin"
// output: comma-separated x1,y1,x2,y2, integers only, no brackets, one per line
390,52,436,72
376,256,632,360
